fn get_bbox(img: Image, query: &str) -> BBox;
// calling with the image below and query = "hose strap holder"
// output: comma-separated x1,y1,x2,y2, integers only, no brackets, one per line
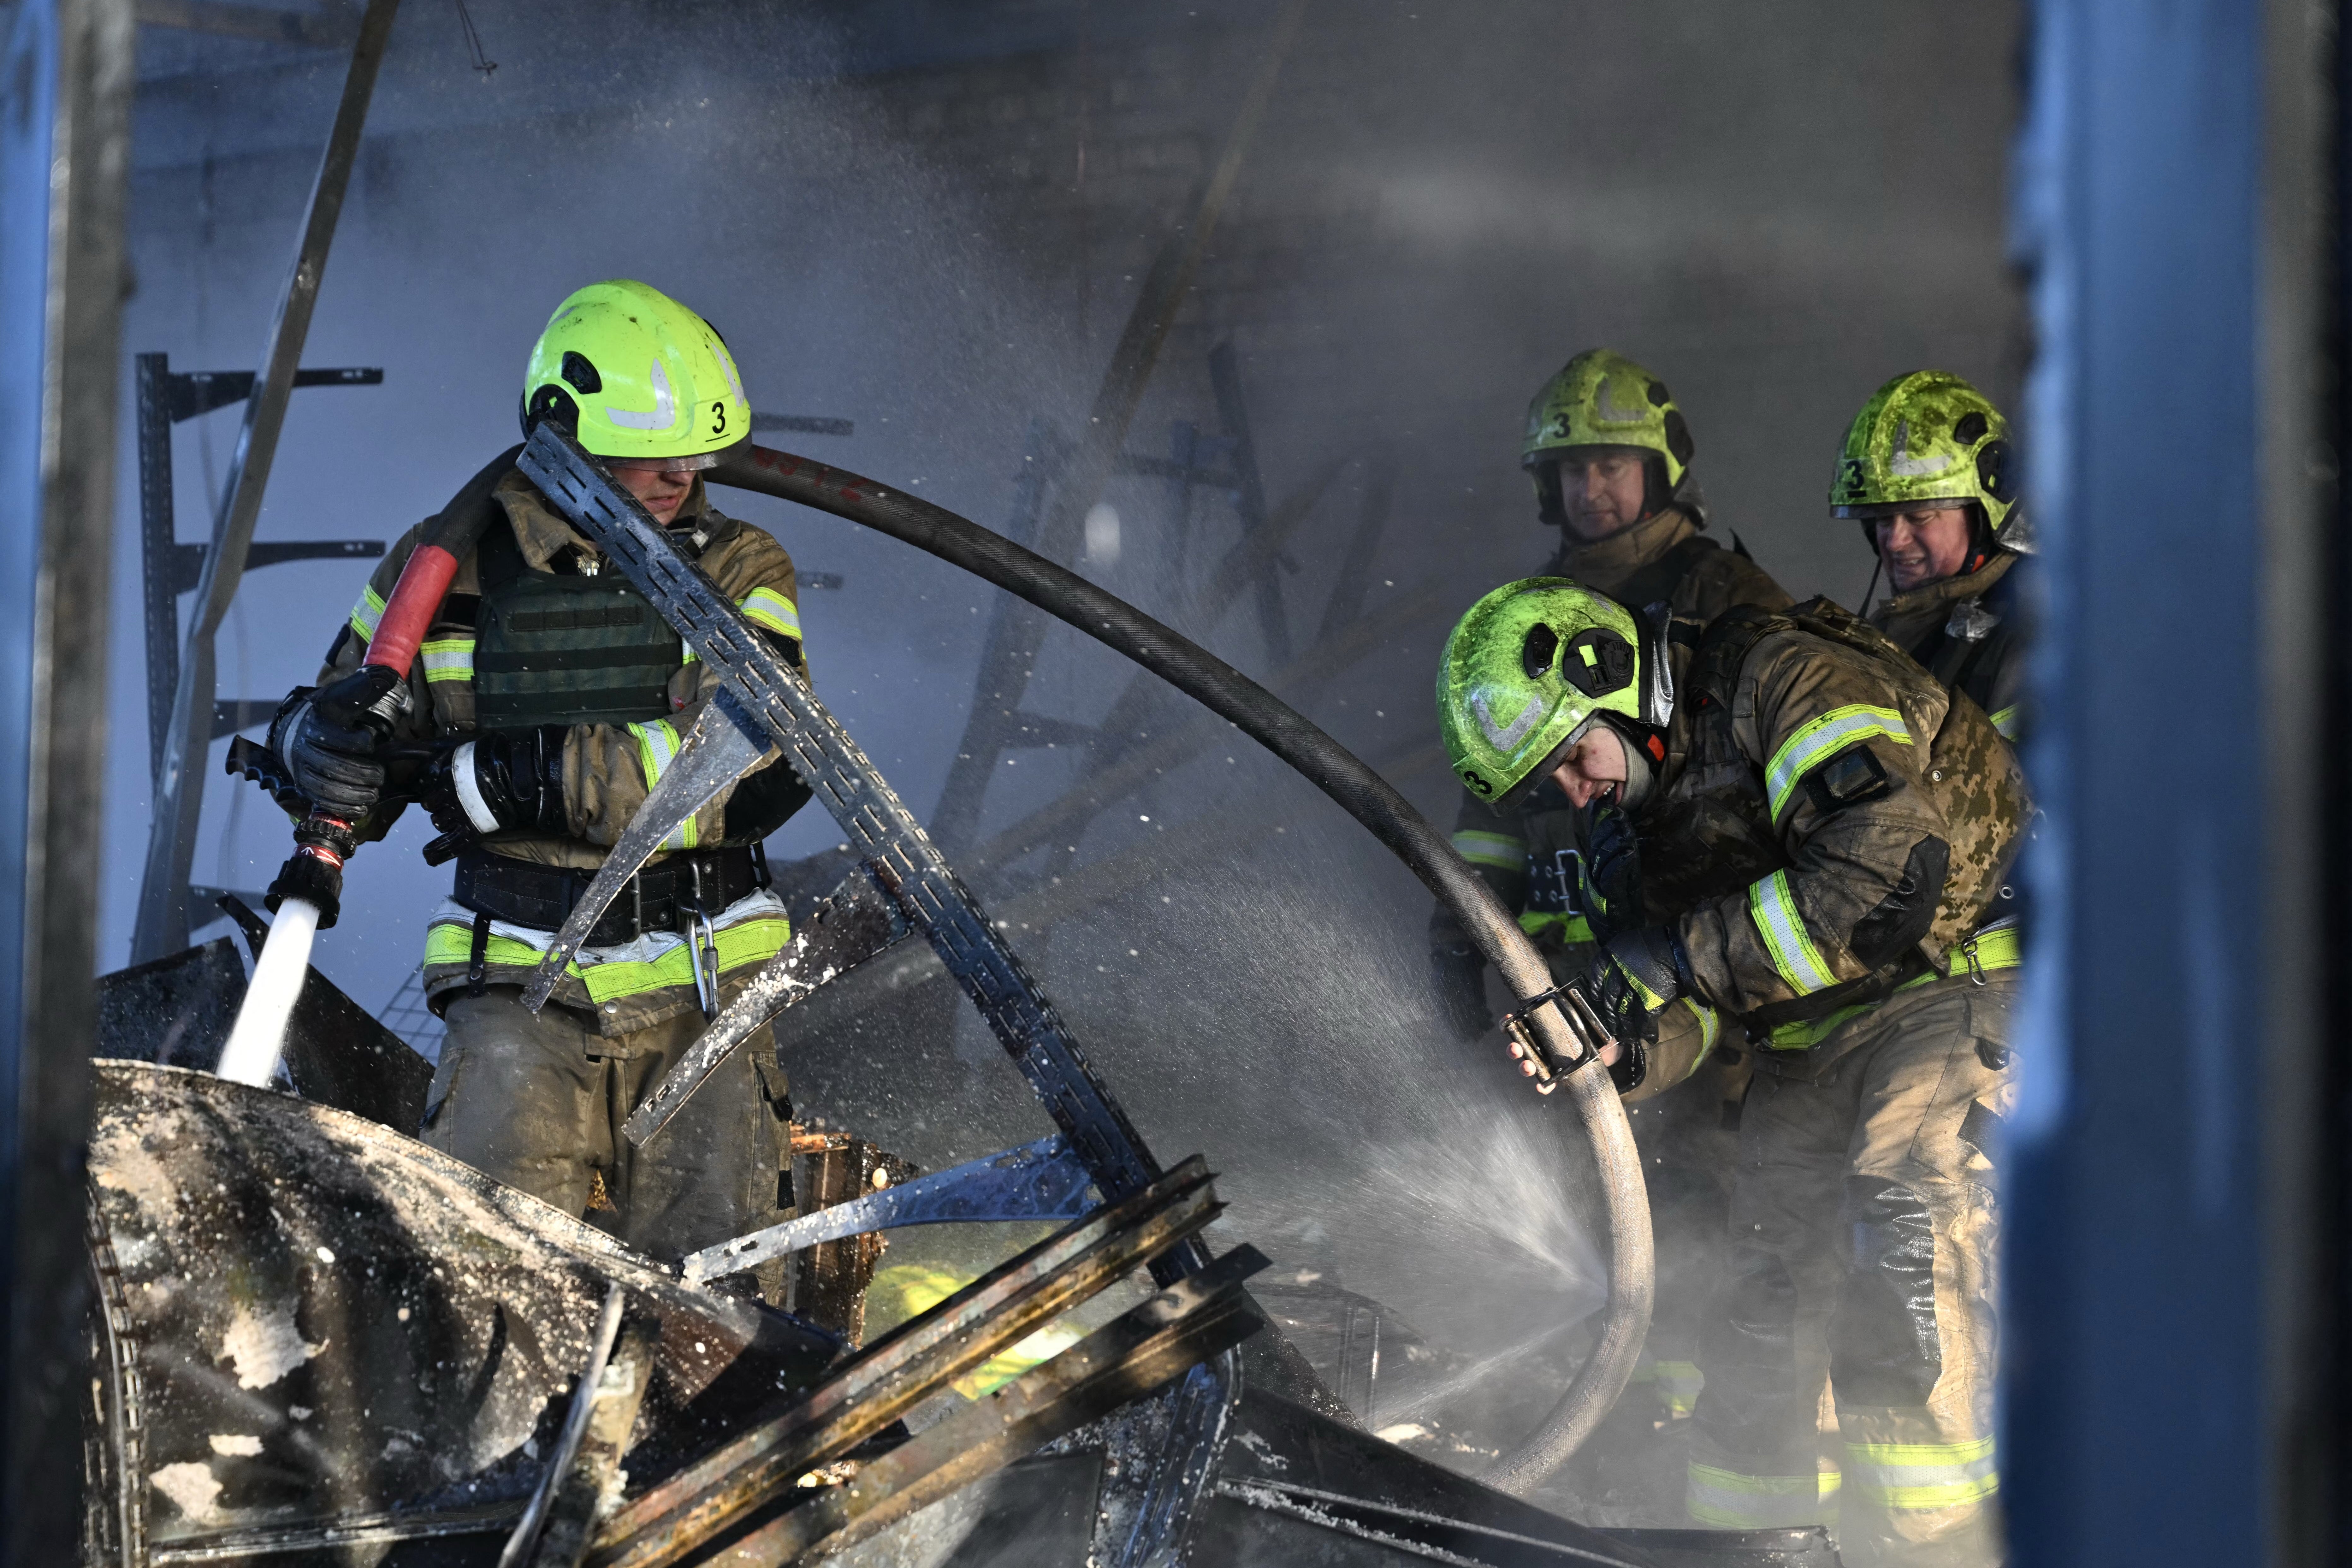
1500,982,1608,1082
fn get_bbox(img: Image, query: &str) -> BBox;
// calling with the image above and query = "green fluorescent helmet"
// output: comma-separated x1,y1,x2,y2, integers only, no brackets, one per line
1522,348,1694,488
1438,577,1648,806
1828,370,2021,541
522,280,752,467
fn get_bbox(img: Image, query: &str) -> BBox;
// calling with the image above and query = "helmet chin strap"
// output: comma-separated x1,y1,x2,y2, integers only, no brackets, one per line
1613,734,1656,811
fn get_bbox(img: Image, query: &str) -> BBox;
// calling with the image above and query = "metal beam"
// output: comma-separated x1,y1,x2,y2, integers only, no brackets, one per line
0,2,133,1561
131,0,400,962
135,353,383,767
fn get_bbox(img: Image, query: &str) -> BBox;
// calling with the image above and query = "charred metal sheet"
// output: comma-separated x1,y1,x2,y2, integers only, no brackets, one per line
626,867,908,1148
1590,1528,1839,1568
1194,1389,1655,1567
685,1135,1094,1286
95,937,246,1069
824,1452,1100,1568
508,1294,662,1568
86,1062,839,1563
501,1284,631,1568
587,1159,1222,1568
728,1246,1269,1565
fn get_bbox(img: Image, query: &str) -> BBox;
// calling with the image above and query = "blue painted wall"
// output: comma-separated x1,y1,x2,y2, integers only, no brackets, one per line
2008,1,2268,1561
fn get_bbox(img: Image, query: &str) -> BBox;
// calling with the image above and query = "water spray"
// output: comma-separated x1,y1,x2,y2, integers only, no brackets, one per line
214,448,520,1086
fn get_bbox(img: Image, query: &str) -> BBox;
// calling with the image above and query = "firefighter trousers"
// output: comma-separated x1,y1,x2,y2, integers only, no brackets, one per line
1626,1044,1752,1421
421,983,791,1264
1687,972,2013,1568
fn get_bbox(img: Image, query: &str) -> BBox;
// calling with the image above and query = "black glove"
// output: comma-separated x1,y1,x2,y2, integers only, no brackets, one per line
275,665,408,818
1430,943,1492,1040
1578,795,1644,945
1582,926,1695,1094
420,726,569,855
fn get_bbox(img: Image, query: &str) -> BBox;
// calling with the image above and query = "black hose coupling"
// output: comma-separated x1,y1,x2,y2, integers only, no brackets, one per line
268,812,360,929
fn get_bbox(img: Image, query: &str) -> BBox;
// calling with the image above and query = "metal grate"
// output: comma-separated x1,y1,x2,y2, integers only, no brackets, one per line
376,966,445,1063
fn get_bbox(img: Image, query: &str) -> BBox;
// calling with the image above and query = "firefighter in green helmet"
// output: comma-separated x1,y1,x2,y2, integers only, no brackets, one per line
1431,349,1792,1436
1436,577,2027,1566
270,279,811,1264
1834,371,2032,743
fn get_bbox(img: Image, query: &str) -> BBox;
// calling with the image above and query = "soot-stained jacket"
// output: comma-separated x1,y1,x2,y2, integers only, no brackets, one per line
1868,550,2031,744
315,467,813,1031
1635,599,2028,1066
1439,506,1793,955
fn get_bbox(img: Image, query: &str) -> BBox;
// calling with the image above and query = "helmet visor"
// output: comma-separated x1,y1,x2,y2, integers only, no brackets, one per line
602,437,749,475
1831,495,1976,521
1495,715,1597,810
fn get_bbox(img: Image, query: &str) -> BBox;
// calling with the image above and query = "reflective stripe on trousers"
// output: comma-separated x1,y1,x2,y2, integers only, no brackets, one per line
1687,1462,1841,1529
1655,1358,1704,1420
1844,1436,1997,1512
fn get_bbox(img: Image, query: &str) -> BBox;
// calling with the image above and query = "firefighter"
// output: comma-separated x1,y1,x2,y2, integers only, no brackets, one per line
1431,349,1792,1434
275,279,809,1264
1437,577,2027,1567
1835,371,2031,743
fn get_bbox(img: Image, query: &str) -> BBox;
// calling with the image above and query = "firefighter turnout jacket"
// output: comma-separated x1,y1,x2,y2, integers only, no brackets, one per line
317,467,812,1032
1442,506,1793,955
1626,598,2028,1094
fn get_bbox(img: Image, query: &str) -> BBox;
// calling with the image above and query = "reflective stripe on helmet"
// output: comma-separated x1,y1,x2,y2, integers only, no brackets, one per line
1686,1462,1840,1529
603,357,679,433
625,719,697,851
1452,829,1525,870
348,584,387,643
419,636,475,684
1750,870,1838,995
1843,1436,1997,1512
1765,704,1911,824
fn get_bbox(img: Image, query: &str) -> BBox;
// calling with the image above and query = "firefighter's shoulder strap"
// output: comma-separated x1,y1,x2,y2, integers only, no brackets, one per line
1611,532,1721,617
1691,594,1929,712
472,504,527,595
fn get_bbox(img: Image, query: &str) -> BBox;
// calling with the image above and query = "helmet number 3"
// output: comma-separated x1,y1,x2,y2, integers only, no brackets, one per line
710,400,729,437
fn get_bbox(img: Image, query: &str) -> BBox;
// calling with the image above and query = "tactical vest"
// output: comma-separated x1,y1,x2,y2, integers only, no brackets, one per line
471,517,684,730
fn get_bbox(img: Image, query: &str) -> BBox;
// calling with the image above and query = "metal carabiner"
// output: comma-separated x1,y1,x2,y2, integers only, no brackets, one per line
685,858,720,1019
1961,935,1988,987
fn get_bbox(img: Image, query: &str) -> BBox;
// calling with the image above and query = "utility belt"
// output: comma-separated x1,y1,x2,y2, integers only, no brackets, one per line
1751,918,2023,1054
451,843,770,949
